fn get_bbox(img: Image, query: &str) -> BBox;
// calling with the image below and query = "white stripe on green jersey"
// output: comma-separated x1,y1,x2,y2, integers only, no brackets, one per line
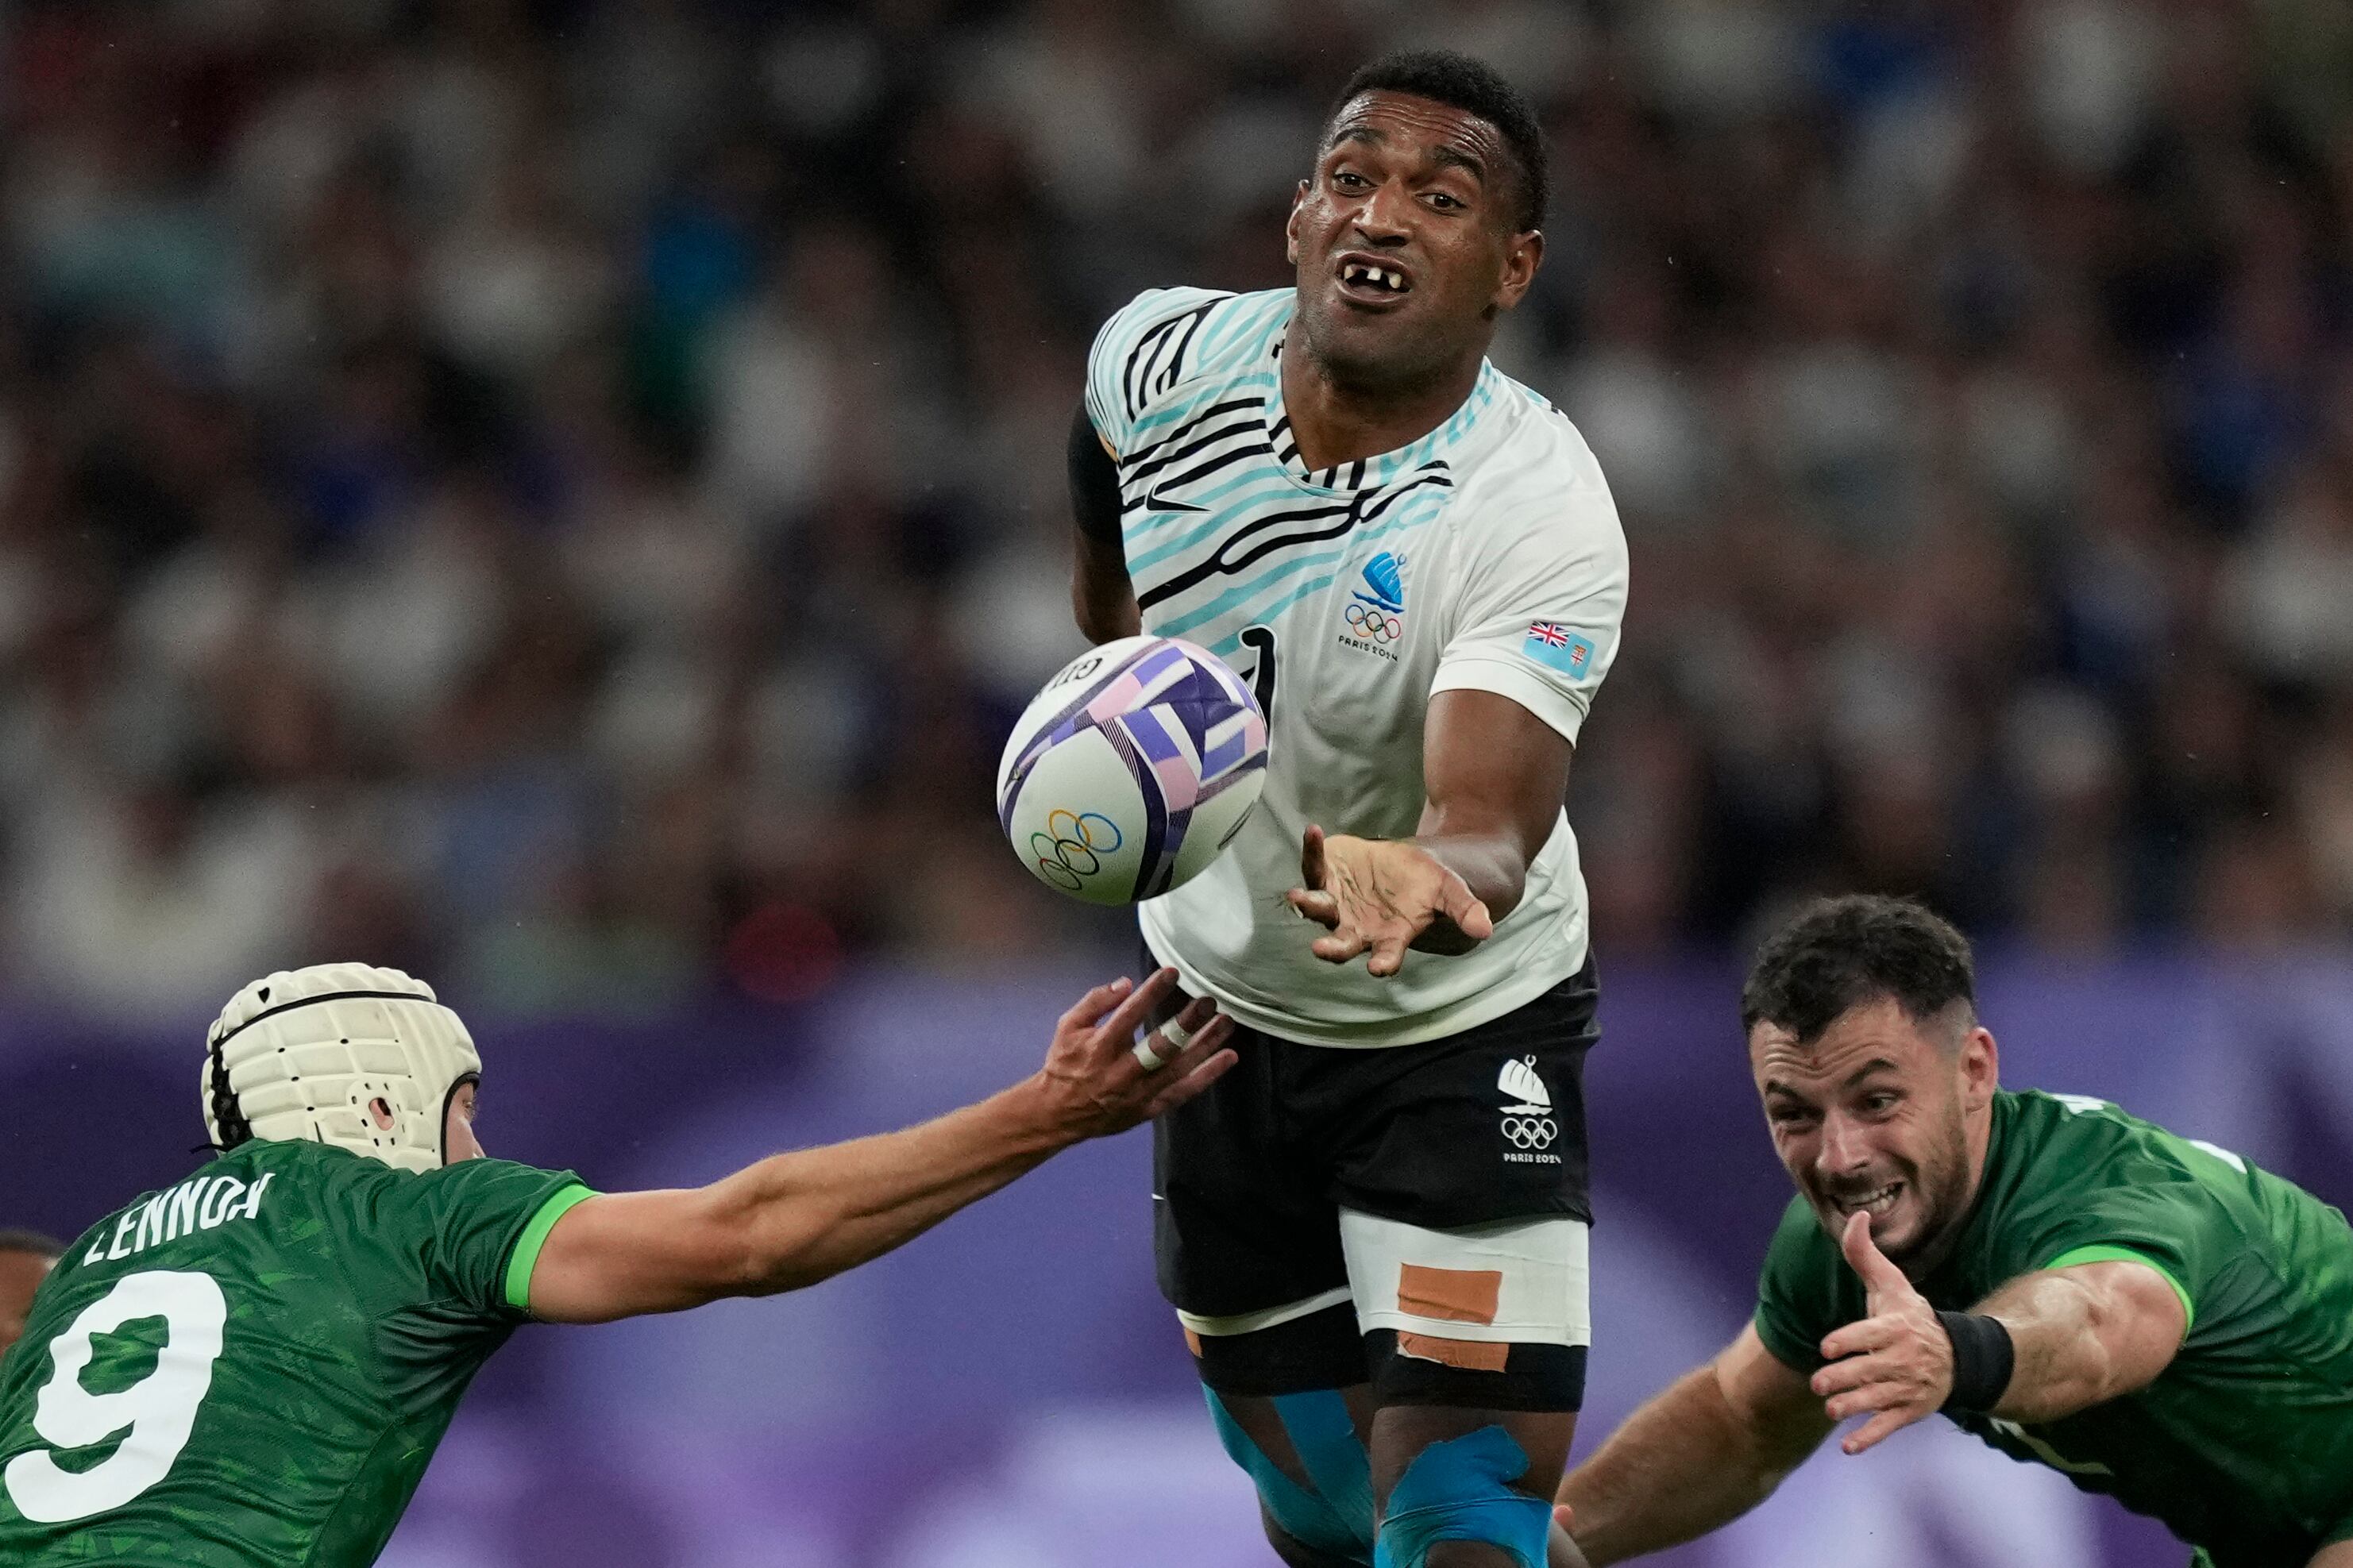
1086,287,1630,1048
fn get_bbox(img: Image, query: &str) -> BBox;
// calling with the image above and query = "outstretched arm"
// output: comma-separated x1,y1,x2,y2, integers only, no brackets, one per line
1556,1323,1831,1564
1811,1212,2187,1450
524,970,1233,1323
1286,688,1570,975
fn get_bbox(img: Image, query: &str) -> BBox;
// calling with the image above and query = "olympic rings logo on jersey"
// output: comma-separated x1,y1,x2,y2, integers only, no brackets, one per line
1344,603,1402,643
1501,1115,1556,1150
1031,809,1124,892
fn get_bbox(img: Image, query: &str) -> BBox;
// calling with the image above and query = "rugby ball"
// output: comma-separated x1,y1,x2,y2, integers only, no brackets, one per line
996,635,1269,905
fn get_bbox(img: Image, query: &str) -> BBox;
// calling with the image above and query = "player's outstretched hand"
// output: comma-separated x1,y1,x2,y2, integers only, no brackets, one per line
1285,825,1495,977
1812,1211,1954,1454
1033,967,1238,1139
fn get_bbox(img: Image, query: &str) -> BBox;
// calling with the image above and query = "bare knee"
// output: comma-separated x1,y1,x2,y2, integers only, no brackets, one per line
1368,1406,1574,1568
1369,1404,1577,1501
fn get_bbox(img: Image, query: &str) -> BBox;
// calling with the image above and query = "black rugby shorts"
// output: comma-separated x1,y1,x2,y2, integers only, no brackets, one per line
1147,946,1599,1322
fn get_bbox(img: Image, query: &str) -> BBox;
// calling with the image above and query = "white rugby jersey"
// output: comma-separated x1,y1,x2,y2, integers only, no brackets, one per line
1085,287,1630,1048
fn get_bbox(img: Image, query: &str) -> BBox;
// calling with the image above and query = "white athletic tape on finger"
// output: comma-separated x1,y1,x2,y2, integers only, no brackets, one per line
1133,1019,1190,1072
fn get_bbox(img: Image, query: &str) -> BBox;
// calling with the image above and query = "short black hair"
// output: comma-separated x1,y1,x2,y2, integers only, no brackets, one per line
1325,50,1549,233
1741,896,1977,1045
0,1229,64,1261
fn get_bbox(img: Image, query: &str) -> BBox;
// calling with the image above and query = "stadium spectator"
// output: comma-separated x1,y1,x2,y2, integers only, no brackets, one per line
0,1,2347,1019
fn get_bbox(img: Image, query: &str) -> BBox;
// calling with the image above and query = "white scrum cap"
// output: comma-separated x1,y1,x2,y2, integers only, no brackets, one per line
202,963,482,1173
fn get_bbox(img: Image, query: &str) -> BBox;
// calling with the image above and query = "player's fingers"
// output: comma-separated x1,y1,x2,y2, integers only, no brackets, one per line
1840,1404,1924,1457
1816,1314,1902,1366
1311,925,1370,963
1438,873,1494,942
1140,1012,1232,1085
1821,1376,1914,1424
1090,968,1178,1050
1299,823,1328,888
1810,1345,1898,1399
1128,994,1217,1065
1838,1210,1911,1296
1136,996,1217,1060
1286,887,1342,928
1057,977,1133,1034
1144,1041,1240,1117
1366,931,1411,977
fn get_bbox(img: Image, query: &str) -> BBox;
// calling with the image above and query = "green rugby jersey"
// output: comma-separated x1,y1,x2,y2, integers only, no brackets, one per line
1755,1088,2353,1567
0,1139,592,1565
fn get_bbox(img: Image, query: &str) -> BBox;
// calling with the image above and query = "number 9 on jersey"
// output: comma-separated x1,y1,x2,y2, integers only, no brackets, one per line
5,1270,227,1524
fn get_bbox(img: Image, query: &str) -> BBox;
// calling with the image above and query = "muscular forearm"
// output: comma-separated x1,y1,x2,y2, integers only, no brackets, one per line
1561,1366,1796,1564
1977,1266,2180,1424
705,1079,1073,1296
1414,830,1533,925
1409,688,1570,935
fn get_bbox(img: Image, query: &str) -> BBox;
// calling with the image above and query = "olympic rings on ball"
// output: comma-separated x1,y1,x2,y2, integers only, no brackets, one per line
1344,603,1402,642
1031,809,1124,891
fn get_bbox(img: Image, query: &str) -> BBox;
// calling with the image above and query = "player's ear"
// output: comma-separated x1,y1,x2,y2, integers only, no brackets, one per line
1959,1027,1999,1111
1491,227,1543,312
1286,181,1308,264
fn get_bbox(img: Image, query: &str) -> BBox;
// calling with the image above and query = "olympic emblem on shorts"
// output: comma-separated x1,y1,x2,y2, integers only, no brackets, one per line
1501,1115,1557,1150
1031,809,1124,891
1344,602,1402,643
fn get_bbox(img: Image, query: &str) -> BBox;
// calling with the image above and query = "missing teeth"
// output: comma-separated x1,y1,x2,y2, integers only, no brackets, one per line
1341,263,1408,292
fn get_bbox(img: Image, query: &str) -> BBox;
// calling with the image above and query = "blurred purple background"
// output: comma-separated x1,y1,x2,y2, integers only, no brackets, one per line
10,955,2353,1563
5,0,2353,1562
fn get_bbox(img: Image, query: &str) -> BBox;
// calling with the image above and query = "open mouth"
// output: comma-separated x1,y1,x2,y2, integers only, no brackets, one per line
1336,257,1413,304
1831,1181,1903,1219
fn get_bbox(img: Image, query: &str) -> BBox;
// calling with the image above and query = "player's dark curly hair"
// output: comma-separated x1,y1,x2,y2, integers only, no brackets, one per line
1325,50,1549,233
1740,895,1977,1045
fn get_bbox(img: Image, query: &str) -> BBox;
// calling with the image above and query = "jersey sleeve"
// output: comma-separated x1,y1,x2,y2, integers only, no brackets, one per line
2004,1174,2231,1335
408,1158,596,1323
1429,462,1629,745
1083,287,1234,458
1753,1196,1859,1373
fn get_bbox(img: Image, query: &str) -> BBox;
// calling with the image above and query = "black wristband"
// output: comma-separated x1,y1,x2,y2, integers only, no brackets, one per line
1937,1310,2016,1414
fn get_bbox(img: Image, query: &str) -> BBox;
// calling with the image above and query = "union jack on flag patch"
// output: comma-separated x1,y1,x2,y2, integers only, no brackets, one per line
1523,622,1597,677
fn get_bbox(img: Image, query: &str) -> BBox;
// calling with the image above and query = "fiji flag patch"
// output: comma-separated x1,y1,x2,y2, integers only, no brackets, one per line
1522,622,1597,678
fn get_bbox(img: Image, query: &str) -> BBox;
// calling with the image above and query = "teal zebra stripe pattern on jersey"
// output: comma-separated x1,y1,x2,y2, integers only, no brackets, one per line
1086,280,1630,1049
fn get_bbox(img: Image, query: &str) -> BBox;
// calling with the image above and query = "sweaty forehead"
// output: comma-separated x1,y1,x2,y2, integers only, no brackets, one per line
1325,91,1509,179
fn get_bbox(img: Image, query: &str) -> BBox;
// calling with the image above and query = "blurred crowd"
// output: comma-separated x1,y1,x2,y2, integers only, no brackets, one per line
0,0,2348,1019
